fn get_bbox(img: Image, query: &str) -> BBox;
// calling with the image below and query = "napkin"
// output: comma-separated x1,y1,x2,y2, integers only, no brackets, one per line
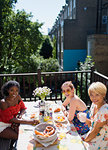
35,138,58,147
34,136,57,147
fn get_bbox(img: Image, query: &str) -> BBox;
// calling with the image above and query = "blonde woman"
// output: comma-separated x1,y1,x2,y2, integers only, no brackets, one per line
83,82,108,150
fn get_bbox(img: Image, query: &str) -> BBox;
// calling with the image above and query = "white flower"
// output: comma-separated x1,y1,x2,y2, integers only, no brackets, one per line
33,86,52,100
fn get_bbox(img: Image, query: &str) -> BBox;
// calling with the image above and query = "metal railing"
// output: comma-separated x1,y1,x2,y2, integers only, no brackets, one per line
0,68,108,104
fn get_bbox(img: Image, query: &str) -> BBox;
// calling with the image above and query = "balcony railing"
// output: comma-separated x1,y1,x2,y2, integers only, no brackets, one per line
0,68,108,105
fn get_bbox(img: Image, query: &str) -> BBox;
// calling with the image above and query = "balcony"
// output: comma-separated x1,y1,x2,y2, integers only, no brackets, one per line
0,68,108,105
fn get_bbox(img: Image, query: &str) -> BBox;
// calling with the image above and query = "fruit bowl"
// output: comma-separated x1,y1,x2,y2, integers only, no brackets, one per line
34,123,57,143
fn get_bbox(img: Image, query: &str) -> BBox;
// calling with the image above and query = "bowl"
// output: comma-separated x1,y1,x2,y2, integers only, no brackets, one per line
34,123,57,143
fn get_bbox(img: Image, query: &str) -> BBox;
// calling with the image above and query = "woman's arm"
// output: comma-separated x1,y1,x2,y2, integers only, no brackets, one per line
85,118,91,127
62,97,70,112
62,97,70,107
84,121,107,142
9,117,39,125
68,99,76,122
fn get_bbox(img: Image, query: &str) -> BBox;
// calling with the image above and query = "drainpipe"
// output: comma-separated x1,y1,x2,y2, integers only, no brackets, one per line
96,0,103,33
99,0,102,33
96,0,99,33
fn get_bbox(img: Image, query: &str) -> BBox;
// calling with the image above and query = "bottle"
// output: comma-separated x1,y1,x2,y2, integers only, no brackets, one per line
39,100,45,122
49,108,53,120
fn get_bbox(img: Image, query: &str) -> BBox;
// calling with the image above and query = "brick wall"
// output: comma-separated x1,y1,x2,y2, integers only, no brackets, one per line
87,34,108,76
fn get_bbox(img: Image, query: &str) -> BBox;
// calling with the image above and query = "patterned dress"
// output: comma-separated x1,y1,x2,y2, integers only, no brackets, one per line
0,100,26,133
84,103,108,150
72,109,90,135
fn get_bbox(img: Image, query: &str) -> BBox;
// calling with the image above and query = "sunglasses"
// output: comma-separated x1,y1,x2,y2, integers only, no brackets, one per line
62,89,71,94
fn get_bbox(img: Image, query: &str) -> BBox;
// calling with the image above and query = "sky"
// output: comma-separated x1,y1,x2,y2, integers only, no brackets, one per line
14,0,66,35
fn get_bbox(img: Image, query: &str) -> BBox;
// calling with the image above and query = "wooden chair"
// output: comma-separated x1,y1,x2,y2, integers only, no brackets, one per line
0,138,11,150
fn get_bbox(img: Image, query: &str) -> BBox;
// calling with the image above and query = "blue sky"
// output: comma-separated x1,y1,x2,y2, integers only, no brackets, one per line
15,0,66,35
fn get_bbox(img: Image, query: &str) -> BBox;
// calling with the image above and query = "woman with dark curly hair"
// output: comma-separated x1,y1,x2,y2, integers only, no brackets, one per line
0,80,39,147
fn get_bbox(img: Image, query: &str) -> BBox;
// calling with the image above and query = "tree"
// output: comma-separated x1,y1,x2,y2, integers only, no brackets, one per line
41,58,59,72
0,0,17,72
15,54,59,73
40,38,53,59
0,10,43,73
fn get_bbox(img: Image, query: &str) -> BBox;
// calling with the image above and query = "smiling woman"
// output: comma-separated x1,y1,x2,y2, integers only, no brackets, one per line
61,81,90,135
83,82,108,150
0,80,40,149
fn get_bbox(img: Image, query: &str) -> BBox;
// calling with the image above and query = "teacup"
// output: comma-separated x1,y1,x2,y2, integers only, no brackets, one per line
78,112,87,122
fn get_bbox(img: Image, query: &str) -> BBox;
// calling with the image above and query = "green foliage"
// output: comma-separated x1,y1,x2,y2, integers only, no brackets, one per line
0,9,43,73
76,56,95,86
78,56,95,71
14,54,59,73
41,58,59,72
76,56,95,104
0,1,58,74
40,38,53,59
0,0,17,72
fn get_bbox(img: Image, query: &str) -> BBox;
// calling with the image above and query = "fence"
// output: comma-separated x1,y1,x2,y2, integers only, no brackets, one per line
0,68,108,104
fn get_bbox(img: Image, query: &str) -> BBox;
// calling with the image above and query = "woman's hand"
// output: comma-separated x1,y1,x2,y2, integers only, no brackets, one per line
13,95,22,101
28,120,40,125
63,110,69,117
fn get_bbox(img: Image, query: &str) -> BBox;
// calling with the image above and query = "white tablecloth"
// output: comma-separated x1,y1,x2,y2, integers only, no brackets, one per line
17,101,86,150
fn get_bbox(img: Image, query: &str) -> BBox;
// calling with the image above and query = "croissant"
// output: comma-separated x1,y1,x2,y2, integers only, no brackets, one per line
54,108,61,112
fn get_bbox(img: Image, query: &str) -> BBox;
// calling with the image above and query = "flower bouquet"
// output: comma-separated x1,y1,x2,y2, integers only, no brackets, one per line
33,86,52,119
33,86,52,101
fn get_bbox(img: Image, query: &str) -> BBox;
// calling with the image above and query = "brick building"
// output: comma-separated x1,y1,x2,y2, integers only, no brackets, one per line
49,0,97,71
49,0,108,74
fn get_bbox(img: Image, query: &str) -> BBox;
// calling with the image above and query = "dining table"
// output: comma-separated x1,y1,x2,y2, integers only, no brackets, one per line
16,101,87,150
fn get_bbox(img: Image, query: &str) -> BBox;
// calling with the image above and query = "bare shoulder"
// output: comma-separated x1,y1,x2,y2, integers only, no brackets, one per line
0,99,8,110
72,95,80,101
70,95,78,104
75,95,87,110
74,95,83,102
73,95,85,105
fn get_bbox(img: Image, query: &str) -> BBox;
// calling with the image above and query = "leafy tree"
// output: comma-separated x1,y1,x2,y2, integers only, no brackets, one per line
40,38,53,59
41,58,59,72
14,54,43,73
0,1,58,74
15,54,59,73
0,0,17,72
1,10,43,73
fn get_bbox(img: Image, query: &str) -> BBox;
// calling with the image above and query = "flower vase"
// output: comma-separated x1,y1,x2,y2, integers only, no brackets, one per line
39,99,45,121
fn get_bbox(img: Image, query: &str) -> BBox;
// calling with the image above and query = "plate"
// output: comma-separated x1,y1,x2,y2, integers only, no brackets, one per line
55,122,71,133
54,115,66,123
22,113,38,120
